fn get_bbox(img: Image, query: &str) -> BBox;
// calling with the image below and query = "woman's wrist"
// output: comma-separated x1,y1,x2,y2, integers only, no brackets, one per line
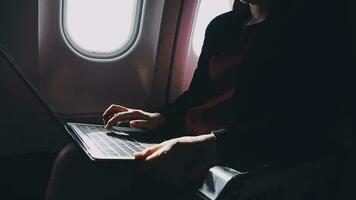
200,133,217,142
153,113,166,128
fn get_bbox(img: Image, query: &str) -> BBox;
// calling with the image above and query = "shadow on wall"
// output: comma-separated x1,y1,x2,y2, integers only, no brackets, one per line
0,0,39,86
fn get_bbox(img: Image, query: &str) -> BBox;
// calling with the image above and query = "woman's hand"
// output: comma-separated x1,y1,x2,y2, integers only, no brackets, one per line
102,104,166,130
134,134,221,185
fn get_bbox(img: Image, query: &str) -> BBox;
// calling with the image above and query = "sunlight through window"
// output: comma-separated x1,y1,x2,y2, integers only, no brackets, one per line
63,0,142,58
192,0,233,56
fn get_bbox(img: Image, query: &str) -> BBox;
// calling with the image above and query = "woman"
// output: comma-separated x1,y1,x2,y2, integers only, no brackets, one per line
46,0,352,199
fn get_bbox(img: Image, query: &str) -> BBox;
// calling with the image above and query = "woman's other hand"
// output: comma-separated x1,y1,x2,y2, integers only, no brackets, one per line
102,104,166,130
134,134,221,185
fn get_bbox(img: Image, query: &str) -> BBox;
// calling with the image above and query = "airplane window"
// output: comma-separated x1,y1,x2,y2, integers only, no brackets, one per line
192,0,233,56
62,0,143,59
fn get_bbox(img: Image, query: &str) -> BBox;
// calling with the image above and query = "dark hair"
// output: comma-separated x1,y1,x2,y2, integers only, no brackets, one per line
233,0,291,25
233,1,251,21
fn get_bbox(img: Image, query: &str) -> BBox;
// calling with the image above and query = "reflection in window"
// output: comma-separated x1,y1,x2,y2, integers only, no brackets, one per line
62,0,142,59
192,0,233,56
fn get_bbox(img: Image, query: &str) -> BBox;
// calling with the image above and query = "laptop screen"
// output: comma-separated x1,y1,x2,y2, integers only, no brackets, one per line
0,46,68,156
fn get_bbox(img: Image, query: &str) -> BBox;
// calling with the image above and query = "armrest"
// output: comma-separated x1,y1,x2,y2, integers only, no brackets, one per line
196,166,247,200
196,155,340,200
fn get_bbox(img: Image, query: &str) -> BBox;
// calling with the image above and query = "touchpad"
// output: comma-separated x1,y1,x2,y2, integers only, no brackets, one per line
112,125,150,134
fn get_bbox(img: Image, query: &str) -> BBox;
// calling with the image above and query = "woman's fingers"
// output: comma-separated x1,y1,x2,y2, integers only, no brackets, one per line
135,141,173,161
134,145,162,159
102,104,128,125
105,110,148,129
130,120,153,130
145,146,169,161
144,150,162,161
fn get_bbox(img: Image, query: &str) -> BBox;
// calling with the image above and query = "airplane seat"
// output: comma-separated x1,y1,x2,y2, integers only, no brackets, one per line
196,155,342,200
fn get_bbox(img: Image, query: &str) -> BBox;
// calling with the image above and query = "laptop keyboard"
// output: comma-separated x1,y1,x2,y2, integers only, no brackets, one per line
73,123,154,158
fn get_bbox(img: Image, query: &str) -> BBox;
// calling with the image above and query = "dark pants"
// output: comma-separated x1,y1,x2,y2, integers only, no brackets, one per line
45,143,197,200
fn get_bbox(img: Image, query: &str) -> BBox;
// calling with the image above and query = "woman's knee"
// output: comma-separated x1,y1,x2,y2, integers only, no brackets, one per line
47,143,138,200
57,143,81,160
46,143,87,200
52,143,89,172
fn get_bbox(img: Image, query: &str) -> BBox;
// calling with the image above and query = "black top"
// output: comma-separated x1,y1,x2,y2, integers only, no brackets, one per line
160,11,246,133
159,9,354,167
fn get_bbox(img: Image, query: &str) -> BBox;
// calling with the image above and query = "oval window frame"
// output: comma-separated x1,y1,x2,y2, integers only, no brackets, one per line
60,0,144,60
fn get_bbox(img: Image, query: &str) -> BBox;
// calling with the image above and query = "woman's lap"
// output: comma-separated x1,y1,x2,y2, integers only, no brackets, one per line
45,143,197,200
45,143,137,200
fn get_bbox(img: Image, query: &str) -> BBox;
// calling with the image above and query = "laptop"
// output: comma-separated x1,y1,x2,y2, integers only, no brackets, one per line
0,45,159,161
66,123,158,160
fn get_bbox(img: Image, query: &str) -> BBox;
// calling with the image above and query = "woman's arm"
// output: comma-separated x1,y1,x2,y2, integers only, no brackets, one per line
158,20,219,134
159,12,240,134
